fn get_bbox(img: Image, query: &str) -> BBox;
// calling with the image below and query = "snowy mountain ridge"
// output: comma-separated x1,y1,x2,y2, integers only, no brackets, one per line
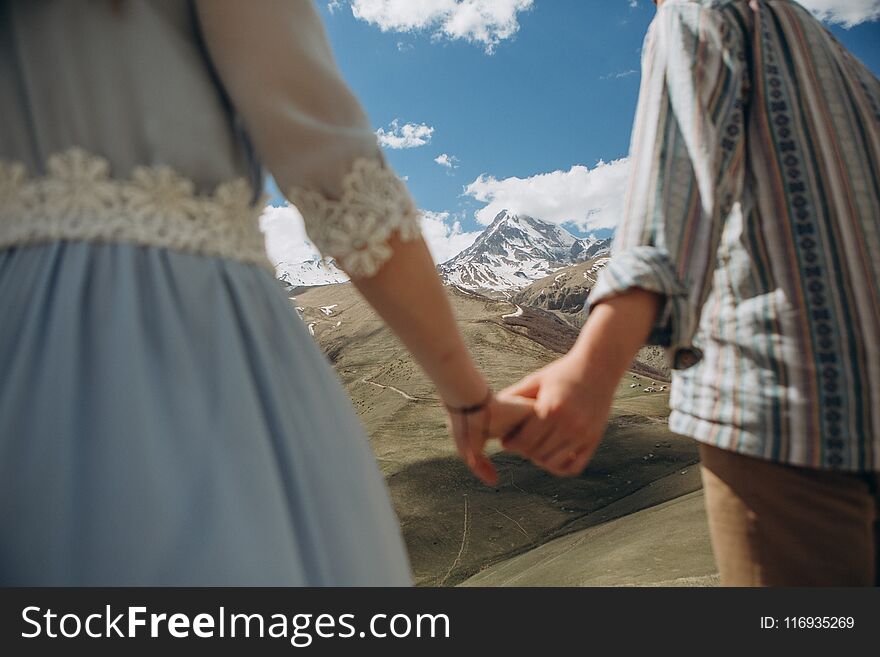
276,258,349,289
438,210,611,294
274,210,612,293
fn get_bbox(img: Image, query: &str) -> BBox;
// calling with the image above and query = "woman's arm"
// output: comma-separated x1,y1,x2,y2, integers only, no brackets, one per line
349,235,486,408
196,1,531,484
351,235,533,485
502,4,746,477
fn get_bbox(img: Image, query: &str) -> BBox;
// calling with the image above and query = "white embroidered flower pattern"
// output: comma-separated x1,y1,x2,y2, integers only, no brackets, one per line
288,158,421,277
325,211,395,277
0,148,270,270
214,179,258,221
208,179,268,254
124,166,201,225
42,148,119,223
0,161,38,223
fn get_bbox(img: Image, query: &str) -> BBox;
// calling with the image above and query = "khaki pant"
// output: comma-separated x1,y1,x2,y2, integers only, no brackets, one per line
699,444,879,586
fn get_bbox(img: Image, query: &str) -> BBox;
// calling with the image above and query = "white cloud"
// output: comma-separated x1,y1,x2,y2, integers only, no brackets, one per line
434,153,460,168
464,159,631,230
376,119,434,149
345,0,534,53
260,204,321,266
420,211,481,263
261,204,476,268
797,0,880,26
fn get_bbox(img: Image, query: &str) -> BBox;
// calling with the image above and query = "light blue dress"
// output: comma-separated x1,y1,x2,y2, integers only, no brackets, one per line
0,1,412,585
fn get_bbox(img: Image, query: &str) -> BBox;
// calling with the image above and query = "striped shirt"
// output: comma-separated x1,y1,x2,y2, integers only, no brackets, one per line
587,0,880,471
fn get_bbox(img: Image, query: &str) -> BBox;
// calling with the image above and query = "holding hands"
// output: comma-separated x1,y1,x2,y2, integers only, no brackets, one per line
499,353,615,477
443,391,534,486
444,353,615,483
352,235,659,484
447,290,661,482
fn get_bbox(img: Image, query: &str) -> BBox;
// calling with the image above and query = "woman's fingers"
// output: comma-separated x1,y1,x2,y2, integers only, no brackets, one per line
453,432,495,486
472,453,498,486
462,411,498,486
447,404,508,487
488,394,534,438
447,413,467,453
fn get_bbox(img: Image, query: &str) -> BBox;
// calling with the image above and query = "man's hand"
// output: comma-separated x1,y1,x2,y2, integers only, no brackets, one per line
499,353,616,477
500,289,662,478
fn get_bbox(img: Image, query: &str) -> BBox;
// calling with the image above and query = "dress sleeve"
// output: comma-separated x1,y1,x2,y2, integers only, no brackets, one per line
194,0,421,277
586,5,748,369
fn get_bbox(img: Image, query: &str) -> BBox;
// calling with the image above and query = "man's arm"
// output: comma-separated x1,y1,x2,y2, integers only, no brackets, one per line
501,4,746,476
501,289,660,476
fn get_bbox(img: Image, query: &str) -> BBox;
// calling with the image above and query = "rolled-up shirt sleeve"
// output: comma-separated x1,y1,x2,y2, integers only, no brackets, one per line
586,5,747,369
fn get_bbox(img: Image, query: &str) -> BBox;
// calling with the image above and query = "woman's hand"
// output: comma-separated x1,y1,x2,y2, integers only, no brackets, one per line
499,354,615,477
445,393,535,486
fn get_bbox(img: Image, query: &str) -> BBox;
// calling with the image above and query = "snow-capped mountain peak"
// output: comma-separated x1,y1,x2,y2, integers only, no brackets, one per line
439,210,611,294
275,257,349,290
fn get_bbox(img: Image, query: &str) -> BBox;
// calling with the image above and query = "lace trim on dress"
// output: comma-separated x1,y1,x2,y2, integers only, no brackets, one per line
0,148,272,271
288,158,422,278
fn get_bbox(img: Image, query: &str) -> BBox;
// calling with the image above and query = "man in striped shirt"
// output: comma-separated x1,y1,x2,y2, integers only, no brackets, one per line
501,0,879,585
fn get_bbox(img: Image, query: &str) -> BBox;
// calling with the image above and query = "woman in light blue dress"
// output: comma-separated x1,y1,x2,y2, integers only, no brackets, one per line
0,0,529,585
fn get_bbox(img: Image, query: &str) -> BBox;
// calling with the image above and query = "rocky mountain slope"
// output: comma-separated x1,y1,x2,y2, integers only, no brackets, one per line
439,210,610,296
513,257,671,380
512,256,611,321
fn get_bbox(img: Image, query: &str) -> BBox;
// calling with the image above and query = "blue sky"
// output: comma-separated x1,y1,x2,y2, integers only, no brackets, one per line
319,0,652,226
263,0,880,266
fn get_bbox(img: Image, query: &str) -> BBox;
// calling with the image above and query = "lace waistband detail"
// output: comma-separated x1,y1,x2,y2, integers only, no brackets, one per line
0,148,272,271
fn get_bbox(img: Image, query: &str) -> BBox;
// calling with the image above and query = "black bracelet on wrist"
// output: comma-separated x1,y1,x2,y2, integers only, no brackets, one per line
444,388,493,415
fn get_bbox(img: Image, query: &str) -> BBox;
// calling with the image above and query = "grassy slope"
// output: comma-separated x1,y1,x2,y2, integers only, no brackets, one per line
461,487,717,587
294,284,700,585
